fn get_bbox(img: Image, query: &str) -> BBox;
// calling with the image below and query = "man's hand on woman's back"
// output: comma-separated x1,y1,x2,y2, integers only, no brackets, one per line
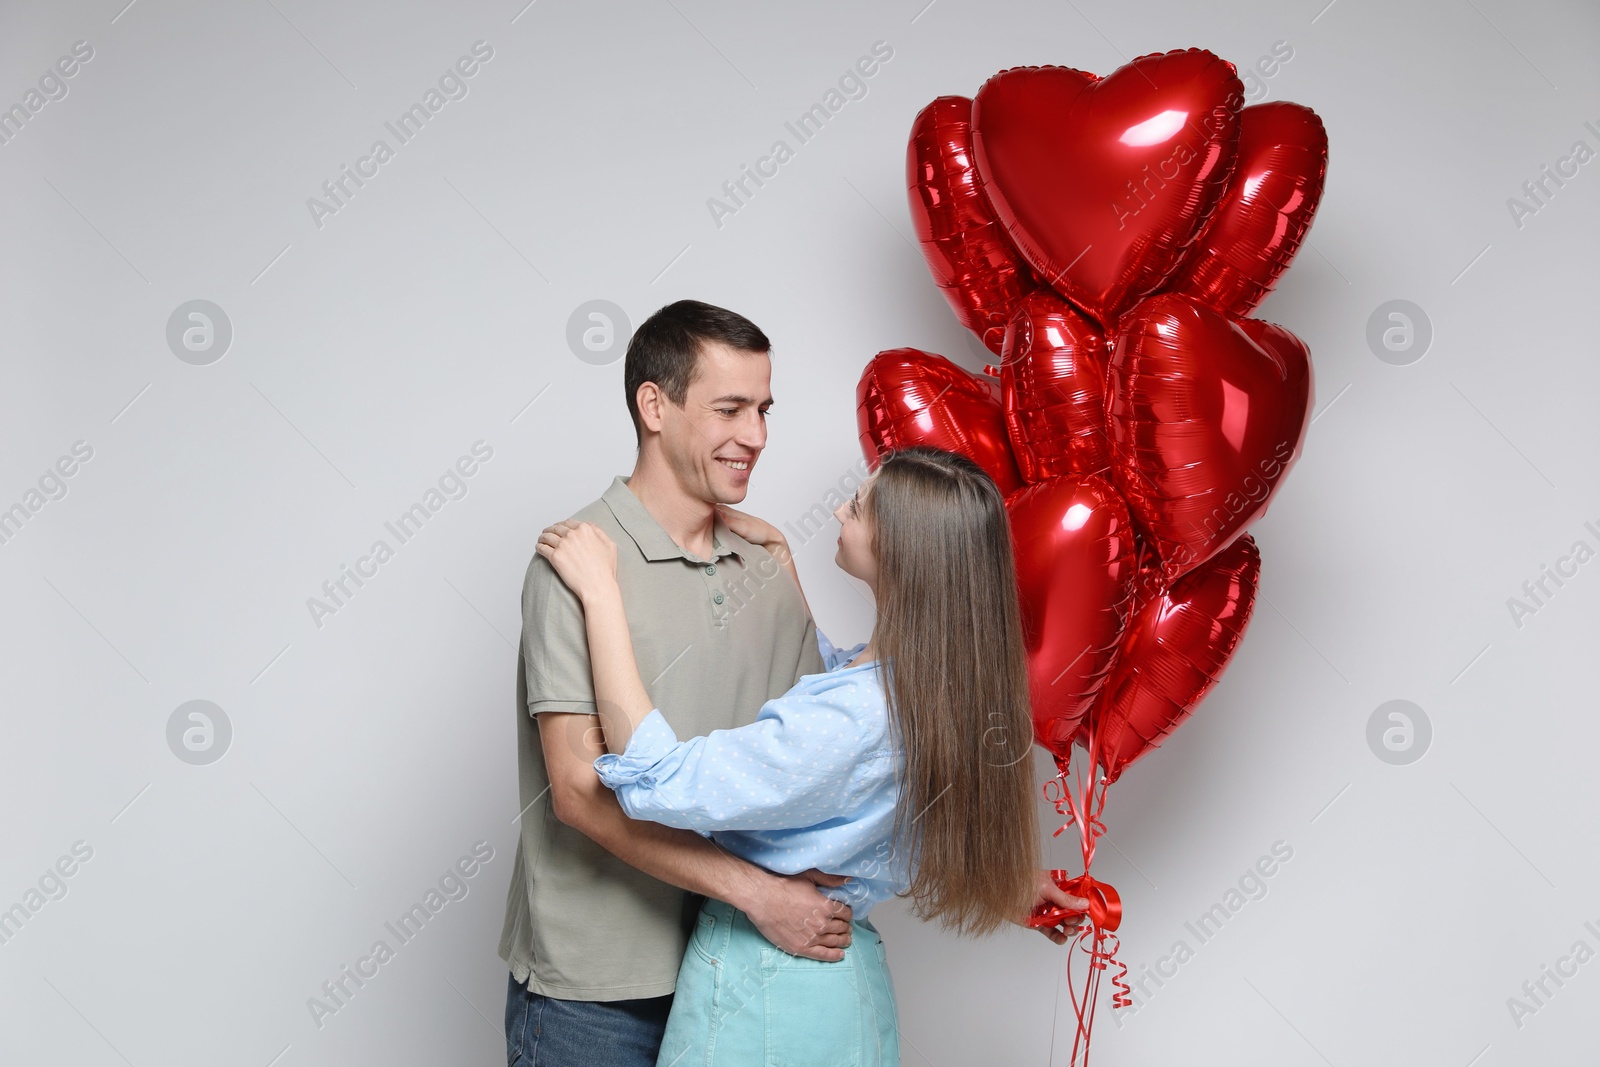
742,867,855,962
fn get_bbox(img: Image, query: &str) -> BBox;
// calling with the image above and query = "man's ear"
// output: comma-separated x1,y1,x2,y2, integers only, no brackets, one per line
636,381,666,434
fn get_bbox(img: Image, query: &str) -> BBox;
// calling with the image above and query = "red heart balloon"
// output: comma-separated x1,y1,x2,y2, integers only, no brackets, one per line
1106,293,1311,581
1166,101,1329,317
999,290,1112,483
1127,531,1169,608
1006,474,1138,760
907,96,1037,356
971,49,1243,326
1087,534,1260,783
856,348,1023,494
1236,315,1314,459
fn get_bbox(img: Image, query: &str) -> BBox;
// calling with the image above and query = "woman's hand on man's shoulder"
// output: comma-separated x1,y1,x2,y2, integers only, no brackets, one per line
536,520,619,602
716,504,787,554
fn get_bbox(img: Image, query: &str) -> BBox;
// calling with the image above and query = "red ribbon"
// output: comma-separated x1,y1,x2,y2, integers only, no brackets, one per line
1028,871,1121,932
1026,735,1131,1065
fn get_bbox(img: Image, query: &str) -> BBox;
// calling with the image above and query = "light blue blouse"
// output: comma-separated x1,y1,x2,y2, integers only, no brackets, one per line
593,631,912,919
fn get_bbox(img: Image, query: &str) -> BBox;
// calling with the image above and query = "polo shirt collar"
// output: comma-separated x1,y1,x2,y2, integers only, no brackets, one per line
602,476,753,564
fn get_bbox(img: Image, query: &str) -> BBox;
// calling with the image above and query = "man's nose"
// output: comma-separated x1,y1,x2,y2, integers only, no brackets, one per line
735,409,767,451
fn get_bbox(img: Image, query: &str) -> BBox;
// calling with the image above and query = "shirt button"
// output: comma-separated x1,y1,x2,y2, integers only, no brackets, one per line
712,592,725,604
704,564,717,575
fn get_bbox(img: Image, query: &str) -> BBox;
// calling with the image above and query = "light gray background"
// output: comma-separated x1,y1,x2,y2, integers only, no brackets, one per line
3,0,1597,1063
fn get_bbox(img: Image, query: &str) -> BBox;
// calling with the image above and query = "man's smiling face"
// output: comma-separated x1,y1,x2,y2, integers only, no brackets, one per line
658,340,773,506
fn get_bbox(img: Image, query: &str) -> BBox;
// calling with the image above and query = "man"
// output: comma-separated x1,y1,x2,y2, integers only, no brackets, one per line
500,300,852,1066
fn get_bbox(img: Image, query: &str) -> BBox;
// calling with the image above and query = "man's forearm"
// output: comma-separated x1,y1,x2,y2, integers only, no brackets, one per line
566,773,764,906
536,695,855,958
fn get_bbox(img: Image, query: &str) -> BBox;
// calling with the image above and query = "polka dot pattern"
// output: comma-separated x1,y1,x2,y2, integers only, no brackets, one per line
594,630,912,919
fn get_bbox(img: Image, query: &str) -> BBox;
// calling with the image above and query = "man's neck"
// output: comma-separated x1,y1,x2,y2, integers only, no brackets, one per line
626,454,716,559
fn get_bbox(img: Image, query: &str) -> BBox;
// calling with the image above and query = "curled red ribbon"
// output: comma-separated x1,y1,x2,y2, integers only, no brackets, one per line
1027,741,1132,1064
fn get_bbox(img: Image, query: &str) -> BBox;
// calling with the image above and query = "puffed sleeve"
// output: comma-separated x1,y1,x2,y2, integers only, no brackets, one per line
816,628,869,673
593,684,886,832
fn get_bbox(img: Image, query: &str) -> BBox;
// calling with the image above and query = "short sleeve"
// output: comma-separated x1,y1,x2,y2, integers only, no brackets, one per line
592,685,885,832
521,553,597,716
816,628,869,673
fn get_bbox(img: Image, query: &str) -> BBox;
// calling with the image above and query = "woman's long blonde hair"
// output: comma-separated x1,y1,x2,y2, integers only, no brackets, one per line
866,446,1037,936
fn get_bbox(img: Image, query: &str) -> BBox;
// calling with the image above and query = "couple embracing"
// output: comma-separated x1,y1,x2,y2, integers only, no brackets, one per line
499,300,1089,1066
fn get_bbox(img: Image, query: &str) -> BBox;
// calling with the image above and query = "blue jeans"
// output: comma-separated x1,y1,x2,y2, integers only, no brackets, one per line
505,972,674,1067
656,897,901,1066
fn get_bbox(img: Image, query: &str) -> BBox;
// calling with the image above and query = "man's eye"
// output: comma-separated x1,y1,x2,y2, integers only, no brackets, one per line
718,408,737,416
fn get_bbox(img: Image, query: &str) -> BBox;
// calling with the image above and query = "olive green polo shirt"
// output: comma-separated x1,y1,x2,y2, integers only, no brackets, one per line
498,475,825,1000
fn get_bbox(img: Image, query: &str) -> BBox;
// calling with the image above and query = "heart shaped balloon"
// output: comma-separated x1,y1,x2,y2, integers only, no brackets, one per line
971,49,1243,326
857,347,1023,494
1088,534,1260,783
871,55,1323,810
907,96,1037,355
870,57,1325,1066
1106,293,1311,581
1006,474,1139,760
999,289,1112,483
1166,101,1329,317
1127,531,1169,608
1236,315,1314,453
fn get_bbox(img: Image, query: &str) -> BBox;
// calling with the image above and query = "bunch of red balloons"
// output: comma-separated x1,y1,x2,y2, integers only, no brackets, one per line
858,47,1326,789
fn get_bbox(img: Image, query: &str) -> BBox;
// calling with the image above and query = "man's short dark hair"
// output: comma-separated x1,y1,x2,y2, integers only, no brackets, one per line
624,300,770,444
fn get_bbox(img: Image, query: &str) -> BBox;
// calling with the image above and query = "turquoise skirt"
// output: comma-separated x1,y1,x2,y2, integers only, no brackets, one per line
656,896,901,1066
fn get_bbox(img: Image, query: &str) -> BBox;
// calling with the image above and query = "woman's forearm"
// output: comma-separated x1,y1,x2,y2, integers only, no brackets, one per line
580,587,654,752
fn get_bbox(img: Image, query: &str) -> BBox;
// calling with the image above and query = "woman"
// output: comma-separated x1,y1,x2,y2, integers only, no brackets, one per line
536,446,1087,1065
